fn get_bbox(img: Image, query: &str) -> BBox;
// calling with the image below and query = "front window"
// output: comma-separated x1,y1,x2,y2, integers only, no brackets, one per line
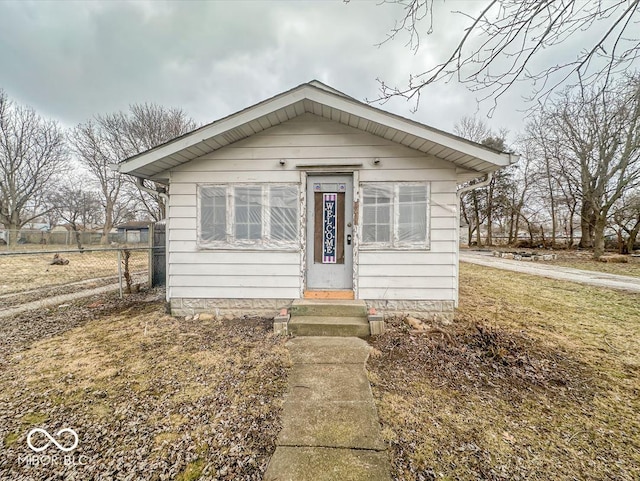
199,184,299,248
361,182,430,248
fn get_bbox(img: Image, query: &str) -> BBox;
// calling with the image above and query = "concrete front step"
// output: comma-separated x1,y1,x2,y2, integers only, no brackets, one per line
290,299,367,318
289,316,370,338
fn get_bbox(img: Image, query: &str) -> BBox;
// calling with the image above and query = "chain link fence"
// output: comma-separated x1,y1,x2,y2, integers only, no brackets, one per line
0,247,157,313
0,228,150,250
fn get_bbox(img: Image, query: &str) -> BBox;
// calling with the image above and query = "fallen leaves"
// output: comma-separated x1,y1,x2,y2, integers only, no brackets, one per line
0,292,290,480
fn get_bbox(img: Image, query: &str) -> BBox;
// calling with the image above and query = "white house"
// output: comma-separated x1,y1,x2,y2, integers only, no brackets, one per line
117,81,514,320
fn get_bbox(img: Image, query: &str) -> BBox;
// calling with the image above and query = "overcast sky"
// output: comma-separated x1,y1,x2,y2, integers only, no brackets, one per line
0,1,544,139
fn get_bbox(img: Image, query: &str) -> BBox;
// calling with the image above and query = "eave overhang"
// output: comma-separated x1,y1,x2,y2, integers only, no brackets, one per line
117,81,515,183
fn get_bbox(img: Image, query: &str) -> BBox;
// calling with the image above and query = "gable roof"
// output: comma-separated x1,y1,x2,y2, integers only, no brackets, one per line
117,80,516,182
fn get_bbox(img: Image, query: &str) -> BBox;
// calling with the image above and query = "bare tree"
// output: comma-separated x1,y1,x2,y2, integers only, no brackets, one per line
454,117,515,246
540,75,640,257
455,117,491,246
71,104,196,234
101,103,197,220
48,178,102,250
525,116,578,247
0,89,68,246
505,139,535,244
611,189,640,253
69,120,127,243
480,136,511,246
376,0,640,112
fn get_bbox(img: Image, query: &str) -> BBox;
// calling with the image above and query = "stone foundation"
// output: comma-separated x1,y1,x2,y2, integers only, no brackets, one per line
172,297,455,323
365,299,455,323
172,298,294,318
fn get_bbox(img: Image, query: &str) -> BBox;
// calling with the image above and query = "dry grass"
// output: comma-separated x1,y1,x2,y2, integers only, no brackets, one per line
549,252,640,277
0,298,290,479
369,263,640,480
0,248,148,296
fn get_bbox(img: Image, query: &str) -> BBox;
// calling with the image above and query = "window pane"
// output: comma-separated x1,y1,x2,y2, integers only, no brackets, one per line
235,186,262,240
270,186,298,241
362,185,392,243
363,219,376,243
236,205,248,223
201,186,226,241
398,184,428,243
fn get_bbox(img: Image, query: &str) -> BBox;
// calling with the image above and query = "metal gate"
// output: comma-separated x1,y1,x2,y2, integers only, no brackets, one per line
150,221,166,287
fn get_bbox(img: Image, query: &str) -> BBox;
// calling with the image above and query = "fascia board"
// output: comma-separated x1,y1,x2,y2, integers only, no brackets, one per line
118,83,513,177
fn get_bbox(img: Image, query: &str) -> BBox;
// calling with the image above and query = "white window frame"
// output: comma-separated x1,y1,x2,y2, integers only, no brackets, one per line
360,182,431,250
197,183,300,250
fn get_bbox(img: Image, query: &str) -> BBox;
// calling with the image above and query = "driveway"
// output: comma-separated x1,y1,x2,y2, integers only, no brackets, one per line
460,251,640,293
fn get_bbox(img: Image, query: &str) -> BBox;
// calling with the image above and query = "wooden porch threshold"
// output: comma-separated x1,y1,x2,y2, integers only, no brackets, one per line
303,290,355,300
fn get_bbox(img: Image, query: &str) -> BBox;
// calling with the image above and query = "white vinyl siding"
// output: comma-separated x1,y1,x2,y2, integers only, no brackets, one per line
361,182,430,249
168,113,458,301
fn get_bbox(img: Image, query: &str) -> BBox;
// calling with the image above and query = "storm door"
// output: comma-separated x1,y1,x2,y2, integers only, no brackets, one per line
305,175,354,290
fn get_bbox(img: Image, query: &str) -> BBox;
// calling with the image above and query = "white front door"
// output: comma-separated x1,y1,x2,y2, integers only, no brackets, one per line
306,175,354,290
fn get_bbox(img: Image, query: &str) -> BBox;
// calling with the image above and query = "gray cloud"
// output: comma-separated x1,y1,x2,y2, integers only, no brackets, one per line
0,0,531,137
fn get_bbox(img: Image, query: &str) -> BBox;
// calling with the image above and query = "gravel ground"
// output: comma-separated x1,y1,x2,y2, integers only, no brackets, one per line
0,290,290,480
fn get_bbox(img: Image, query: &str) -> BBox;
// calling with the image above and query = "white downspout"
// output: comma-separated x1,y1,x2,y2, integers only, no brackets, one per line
454,172,494,308
457,171,494,197
135,177,169,205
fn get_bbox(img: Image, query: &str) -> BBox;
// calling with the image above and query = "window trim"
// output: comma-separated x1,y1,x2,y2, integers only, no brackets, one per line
197,183,301,250
359,182,431,250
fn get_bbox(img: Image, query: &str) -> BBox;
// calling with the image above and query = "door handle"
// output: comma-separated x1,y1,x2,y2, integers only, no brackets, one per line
347,234,352,245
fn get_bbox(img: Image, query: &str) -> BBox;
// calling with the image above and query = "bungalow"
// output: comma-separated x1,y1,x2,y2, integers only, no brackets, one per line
117,81,515,320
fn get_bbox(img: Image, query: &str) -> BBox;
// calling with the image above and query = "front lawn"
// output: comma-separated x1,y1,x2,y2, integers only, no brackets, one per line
368,263,640,480
0,292,290,480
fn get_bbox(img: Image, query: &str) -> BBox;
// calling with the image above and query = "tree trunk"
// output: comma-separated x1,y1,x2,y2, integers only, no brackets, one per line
616,229,627,255
486,180,494,246
514,213,522,245
472,193,482,247
567,204,576,248
545,158,557,246
507,210,515,244
592,216,608,258
568,222,574,248
625,217,640,253
526,220,535,245
73,227,83,250
7,216,21,248
579,201,593,248
102,198,114,244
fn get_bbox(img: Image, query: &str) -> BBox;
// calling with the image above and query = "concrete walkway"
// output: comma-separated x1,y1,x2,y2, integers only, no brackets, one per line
265,337,390,481
460,251,640,293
